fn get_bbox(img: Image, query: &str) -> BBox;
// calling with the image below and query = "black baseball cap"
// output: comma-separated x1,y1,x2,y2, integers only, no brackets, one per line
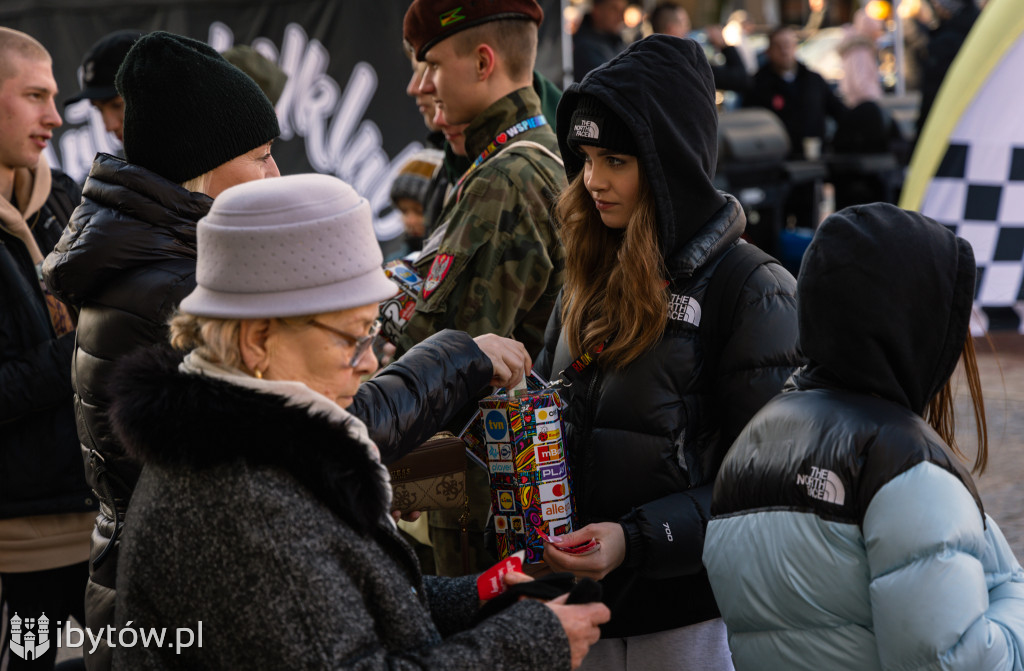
64,29,144,106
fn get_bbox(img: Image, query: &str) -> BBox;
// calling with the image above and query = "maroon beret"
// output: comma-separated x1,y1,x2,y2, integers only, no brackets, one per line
404,0,544,60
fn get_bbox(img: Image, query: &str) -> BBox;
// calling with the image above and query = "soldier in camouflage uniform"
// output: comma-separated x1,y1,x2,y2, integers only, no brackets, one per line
401,0,567,576
398,0,566,360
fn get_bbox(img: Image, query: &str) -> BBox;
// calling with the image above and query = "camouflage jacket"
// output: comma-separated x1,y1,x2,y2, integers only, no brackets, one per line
394,87,567,359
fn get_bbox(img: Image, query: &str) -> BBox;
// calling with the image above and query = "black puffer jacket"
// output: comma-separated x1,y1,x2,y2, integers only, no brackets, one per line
1,167,91,518
44,153,208,511
535,35,801,638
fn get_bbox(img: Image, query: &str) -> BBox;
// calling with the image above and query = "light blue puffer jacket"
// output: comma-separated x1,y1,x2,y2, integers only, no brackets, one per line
703,203,1024,671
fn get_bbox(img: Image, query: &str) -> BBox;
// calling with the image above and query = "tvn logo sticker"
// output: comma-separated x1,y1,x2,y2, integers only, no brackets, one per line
484,409,509,442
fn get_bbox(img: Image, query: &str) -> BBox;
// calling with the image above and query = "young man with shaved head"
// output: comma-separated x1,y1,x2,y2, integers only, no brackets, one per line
0,26,93,671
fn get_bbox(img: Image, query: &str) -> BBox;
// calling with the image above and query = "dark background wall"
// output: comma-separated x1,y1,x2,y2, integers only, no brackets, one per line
1,0,565,241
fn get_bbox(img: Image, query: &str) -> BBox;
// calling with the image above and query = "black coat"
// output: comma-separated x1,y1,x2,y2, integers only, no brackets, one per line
108,346,570,670
745,61,847,158
539,36,802,638
0,169,92,519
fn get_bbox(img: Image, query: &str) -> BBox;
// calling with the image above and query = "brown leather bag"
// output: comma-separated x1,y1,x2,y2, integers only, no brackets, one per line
388,432,472,574
388,432,468,511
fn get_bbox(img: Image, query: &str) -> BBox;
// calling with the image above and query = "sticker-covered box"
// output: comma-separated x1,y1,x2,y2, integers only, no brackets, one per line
479,388,576,563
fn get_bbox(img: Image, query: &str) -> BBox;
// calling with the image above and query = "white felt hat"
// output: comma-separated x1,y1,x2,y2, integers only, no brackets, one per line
180,174,397,318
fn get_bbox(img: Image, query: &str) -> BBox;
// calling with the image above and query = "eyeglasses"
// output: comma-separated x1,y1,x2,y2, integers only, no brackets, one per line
306,319,382,367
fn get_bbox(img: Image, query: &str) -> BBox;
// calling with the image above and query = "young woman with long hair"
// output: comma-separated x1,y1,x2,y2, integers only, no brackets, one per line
704,203,1024,671
533,35,803,671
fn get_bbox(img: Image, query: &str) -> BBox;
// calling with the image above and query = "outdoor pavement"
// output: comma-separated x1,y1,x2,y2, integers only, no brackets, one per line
964,334,1024,558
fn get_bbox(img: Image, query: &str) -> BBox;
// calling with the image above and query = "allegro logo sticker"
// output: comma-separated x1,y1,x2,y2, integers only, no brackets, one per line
8,614,203,658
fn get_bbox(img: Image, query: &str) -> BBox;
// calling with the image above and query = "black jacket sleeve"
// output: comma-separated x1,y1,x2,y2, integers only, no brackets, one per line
350,330,493,464
619,485,713,579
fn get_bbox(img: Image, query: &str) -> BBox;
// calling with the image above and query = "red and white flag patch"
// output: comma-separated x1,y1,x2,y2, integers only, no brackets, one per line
422,253,454,299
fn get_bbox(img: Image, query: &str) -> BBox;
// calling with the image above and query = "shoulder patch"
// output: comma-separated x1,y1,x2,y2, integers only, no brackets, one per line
423,253,455,299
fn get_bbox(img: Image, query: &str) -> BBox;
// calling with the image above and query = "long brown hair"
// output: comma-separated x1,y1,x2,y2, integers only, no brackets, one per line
555,167,668,369
924,335,988,474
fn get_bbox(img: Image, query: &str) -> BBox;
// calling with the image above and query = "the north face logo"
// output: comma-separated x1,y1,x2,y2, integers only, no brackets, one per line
573,119,600,140
796,466,845,505
668,294,701,326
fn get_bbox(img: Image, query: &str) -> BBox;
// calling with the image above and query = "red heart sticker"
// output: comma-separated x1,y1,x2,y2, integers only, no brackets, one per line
476,551,525,600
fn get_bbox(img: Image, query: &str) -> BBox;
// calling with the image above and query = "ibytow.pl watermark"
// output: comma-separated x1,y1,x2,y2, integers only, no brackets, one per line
9,613,202,660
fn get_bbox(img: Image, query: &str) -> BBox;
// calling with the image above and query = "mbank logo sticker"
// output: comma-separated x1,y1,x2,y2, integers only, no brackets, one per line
796,466,846,505
9,612,50,660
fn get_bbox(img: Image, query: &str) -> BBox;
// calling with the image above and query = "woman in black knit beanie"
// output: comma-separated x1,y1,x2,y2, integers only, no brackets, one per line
41,30,281,670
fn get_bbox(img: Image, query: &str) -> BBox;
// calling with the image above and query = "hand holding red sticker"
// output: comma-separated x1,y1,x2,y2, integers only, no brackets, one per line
477,550,526,600
537,529,600,556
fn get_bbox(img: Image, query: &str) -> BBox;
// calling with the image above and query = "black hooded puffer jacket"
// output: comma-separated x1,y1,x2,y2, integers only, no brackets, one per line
534,35,803,638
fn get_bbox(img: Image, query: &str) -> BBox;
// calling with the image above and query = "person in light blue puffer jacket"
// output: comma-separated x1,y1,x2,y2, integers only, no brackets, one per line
703,203,1024,671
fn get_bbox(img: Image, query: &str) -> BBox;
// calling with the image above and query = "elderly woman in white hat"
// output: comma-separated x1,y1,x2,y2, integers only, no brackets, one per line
104,173,609,670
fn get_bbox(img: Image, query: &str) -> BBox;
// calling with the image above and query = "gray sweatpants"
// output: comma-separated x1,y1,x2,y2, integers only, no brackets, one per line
578,618,735,671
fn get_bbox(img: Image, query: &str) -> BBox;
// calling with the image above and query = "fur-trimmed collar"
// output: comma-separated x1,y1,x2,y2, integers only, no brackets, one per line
108,346,392,534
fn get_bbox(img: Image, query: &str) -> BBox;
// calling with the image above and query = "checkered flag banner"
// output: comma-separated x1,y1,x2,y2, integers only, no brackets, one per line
923,142,1024,332
913,5,1024,333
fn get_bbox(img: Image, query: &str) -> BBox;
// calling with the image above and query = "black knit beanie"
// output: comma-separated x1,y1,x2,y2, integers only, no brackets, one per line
116,32,281,184
566,94,638,157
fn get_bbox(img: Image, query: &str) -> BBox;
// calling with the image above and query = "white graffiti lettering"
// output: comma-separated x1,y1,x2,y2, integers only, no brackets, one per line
47,20,418,242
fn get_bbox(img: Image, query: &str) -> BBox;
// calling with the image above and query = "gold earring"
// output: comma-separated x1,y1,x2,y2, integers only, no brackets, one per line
254,368,263,379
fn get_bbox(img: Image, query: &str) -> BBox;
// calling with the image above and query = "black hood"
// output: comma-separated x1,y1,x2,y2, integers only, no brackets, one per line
795,203,976,415
557,35,727,274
